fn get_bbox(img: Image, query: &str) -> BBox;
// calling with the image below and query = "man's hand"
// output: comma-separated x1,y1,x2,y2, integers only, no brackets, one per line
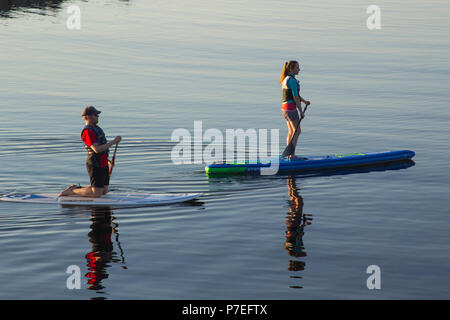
113,136,122,144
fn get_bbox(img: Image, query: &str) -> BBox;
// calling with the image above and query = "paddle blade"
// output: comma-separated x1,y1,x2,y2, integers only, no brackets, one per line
281,119,301,158
282,142,295,158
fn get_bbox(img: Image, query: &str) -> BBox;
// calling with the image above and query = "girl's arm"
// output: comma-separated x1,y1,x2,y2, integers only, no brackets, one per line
299,96,310,105
293,96,304,118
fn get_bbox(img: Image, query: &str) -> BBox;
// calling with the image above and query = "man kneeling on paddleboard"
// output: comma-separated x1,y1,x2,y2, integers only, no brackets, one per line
59,106,121,198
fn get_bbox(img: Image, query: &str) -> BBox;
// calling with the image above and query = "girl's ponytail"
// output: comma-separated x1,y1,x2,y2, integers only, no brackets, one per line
280,60,298,84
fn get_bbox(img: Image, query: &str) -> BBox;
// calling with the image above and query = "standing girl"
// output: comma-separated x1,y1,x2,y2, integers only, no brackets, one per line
280,60,310,159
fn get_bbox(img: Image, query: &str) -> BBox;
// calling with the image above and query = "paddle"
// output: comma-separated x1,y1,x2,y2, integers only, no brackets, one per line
109,142,119,176
281,103,309,158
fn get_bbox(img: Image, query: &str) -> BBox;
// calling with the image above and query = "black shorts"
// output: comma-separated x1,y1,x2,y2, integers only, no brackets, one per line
282,109,300,123
86,164,110,188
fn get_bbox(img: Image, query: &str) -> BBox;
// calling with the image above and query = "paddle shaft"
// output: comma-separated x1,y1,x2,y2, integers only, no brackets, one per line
109,142,119,176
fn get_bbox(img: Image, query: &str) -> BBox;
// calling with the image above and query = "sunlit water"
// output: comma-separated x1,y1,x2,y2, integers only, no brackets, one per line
0,0,449,299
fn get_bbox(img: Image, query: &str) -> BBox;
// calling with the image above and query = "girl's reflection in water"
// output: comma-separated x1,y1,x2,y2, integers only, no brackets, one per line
284,177,312,289
85,207,126,298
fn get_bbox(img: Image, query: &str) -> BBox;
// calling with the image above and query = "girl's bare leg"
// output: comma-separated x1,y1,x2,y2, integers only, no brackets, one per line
286,119,301,158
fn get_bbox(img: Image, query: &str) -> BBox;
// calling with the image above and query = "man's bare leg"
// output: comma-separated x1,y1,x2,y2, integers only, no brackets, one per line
58,185,106,198
58,185,78,197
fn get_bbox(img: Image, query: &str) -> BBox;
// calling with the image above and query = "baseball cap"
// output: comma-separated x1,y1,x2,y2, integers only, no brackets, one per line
81,106,102,116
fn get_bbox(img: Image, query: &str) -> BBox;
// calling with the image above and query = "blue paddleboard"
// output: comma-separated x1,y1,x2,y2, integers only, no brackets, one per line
205,150,415,175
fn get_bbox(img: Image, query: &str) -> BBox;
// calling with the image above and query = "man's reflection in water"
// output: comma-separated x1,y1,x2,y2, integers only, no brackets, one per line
0,0,132,17
284,177,312,289
0,0,65,17
85,206,126,298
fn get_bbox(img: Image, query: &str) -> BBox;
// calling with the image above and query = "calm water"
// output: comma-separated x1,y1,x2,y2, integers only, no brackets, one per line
0,0,449,299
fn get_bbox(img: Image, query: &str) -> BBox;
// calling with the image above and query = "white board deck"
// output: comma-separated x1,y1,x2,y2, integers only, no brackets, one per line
0,193,203,207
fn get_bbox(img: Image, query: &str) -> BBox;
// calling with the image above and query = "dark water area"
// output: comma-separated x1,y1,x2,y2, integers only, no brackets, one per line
0,0,65,18
1,0,449,299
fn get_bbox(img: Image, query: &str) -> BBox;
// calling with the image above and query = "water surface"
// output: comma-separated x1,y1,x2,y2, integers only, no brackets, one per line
0,0,449,299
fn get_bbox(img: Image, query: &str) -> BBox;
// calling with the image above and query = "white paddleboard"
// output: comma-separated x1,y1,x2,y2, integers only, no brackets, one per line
0,193,203,207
